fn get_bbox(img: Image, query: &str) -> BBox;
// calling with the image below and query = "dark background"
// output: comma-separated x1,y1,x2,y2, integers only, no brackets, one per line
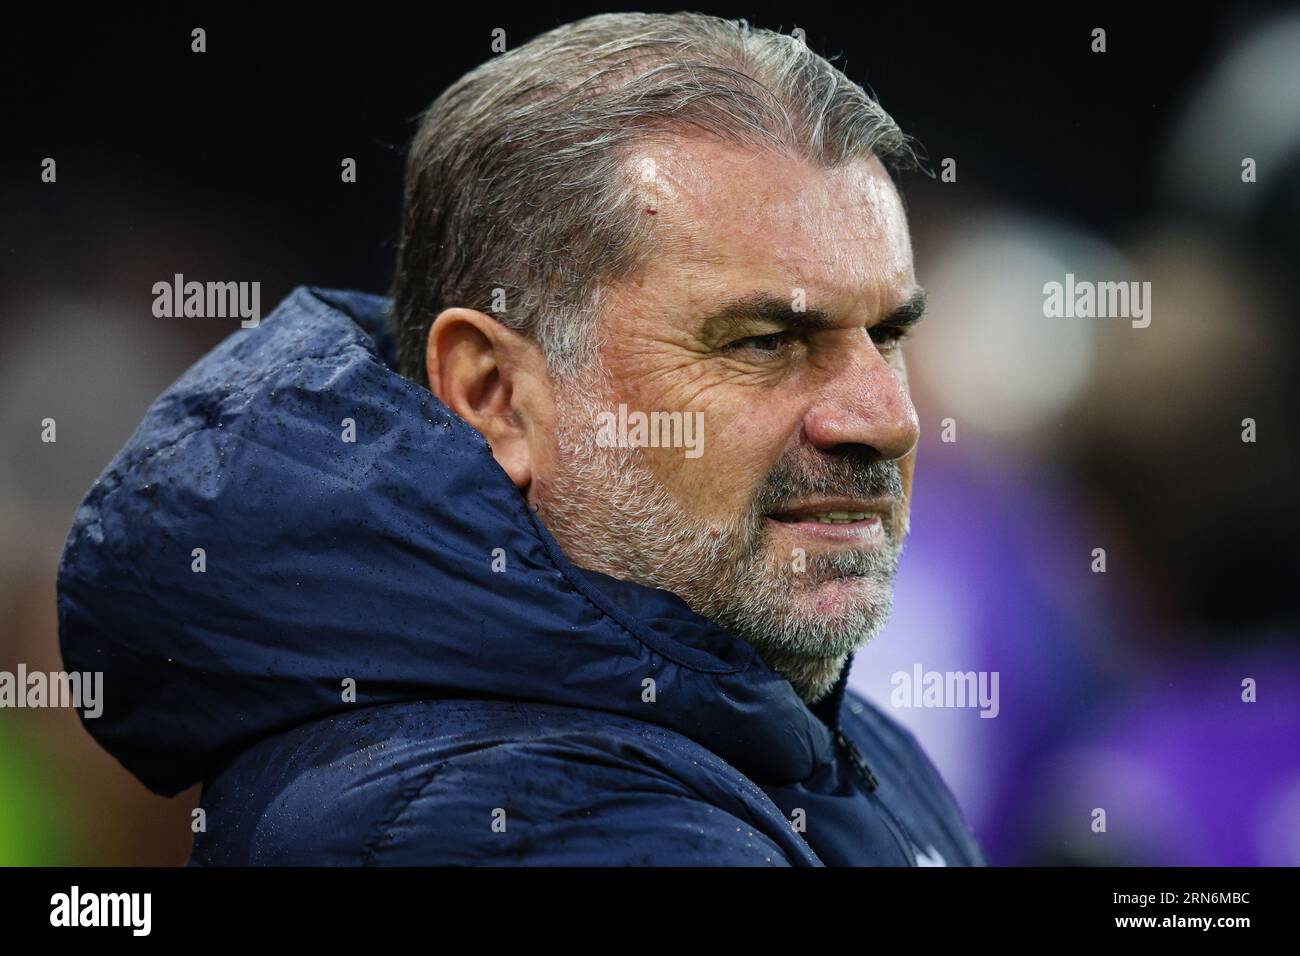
9,4,1299,304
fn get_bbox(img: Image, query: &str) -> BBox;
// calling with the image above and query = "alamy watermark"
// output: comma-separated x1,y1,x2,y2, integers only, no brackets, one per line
1043,273,1151,328
151,273,261,327
50,886,150,936
594,403,704,459
890,664,1000,718
0,665,103,718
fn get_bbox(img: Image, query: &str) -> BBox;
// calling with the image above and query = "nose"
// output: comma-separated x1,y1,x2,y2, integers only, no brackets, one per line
801,342,919,462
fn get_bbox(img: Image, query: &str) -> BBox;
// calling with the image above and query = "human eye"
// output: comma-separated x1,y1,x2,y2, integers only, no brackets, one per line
725,331,794,355
869,323,911,353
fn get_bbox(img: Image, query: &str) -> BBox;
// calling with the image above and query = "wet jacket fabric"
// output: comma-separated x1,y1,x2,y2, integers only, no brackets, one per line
57,286,988,866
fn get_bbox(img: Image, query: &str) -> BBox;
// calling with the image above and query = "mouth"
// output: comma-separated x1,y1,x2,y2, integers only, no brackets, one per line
764,497,894,544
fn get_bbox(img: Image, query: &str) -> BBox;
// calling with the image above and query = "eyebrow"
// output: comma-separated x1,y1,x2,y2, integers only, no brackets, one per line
697,287,927,339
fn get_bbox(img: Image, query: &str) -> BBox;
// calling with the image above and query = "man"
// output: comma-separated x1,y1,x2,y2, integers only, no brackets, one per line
59,12,986,865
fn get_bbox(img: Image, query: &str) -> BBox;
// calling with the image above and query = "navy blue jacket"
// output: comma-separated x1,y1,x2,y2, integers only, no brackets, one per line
57,286,987,866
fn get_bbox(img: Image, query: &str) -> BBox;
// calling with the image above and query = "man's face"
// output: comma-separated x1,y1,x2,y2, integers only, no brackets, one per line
530,135,922,703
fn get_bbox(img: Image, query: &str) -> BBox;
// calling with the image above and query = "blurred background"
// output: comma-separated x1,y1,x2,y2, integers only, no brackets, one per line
2,2,1297,865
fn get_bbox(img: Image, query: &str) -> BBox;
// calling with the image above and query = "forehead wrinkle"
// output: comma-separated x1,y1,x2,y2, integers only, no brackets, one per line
619,139,914,329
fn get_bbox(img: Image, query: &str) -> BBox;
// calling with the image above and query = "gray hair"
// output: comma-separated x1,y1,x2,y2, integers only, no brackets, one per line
391,11,919,384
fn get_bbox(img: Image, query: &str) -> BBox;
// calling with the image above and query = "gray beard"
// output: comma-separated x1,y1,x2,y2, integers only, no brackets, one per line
532,373,907,704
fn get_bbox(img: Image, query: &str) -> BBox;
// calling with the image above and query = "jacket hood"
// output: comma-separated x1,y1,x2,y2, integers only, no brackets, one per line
58,286,839,796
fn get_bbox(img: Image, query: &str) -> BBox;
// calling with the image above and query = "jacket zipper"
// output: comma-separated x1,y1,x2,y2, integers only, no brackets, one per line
834,728,919,865
834,729,879,790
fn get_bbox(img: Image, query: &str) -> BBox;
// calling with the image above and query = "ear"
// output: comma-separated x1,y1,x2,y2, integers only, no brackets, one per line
426,307,544,490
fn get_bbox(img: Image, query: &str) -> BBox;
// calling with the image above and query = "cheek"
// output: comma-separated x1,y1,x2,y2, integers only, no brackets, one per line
640,405,797,516
895,358,918,505
898,448,917,523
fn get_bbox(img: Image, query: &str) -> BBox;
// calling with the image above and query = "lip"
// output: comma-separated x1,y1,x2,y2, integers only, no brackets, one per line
764,497,894,544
